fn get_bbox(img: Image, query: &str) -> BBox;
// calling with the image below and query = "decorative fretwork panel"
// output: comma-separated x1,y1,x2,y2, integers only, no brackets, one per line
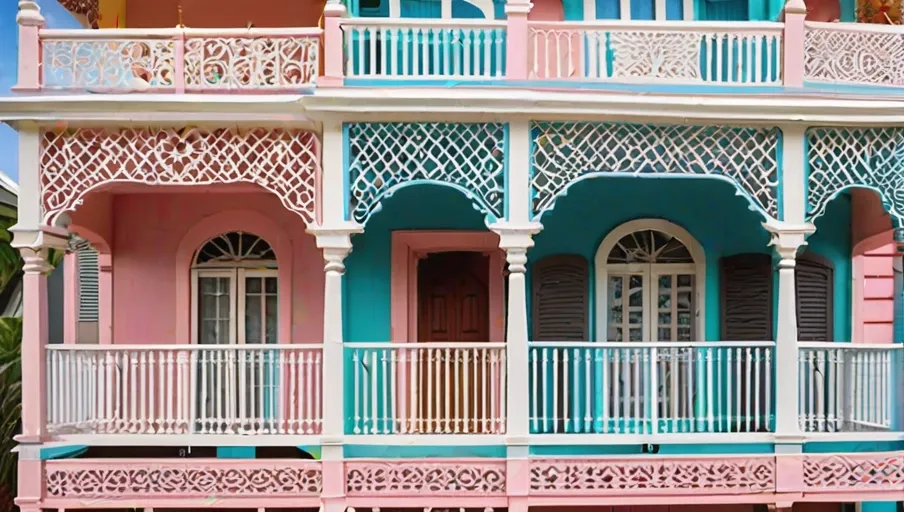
183,37,319,90
531,122,780,218
345,461,507,495
609,32,703,80
805,28,904,87
40,127,320,226
803,454,904,490
45,461,322,497
807,127,904,226
42,39,177,90
347,123,506,224
530,458,776,494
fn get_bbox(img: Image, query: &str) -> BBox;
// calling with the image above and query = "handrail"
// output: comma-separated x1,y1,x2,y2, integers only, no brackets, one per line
529,341,776,348
339,18,506,28
528,20,784,30
798,342,904,350
345,342,506,349
46,343,324,351
39,27,323,39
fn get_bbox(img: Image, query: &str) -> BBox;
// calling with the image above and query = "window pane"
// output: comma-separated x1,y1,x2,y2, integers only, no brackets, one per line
198,277,231,345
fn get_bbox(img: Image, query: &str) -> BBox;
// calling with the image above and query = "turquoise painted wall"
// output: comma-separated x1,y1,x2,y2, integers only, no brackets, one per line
529,177,772,341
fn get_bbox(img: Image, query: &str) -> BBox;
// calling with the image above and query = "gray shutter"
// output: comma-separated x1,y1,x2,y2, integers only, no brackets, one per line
77,247,100,322
795,252,834,342
531,254,589,341
720,253,774,341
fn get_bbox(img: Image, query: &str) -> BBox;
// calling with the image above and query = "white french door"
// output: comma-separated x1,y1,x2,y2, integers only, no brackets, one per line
191,268,278,432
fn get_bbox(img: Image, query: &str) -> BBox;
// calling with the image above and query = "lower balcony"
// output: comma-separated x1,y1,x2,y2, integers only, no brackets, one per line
46,340,899,443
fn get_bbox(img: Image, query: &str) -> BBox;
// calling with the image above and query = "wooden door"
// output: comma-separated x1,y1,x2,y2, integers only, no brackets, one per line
417,252,490,433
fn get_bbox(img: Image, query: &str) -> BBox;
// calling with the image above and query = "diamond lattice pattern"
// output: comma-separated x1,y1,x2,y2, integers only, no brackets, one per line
530,122,780,218
347,123,506,224
807,127,904,226
40,127,320,226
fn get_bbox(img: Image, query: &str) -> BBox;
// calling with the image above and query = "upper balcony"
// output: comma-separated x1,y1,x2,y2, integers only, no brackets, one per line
11,0,904,95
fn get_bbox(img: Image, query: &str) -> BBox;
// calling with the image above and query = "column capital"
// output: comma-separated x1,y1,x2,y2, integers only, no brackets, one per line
763,220,816,260
323,0,348,17
17,0,45,27
309,222,363,273
12,227,68,274
504,0,533,15
489,222,543,249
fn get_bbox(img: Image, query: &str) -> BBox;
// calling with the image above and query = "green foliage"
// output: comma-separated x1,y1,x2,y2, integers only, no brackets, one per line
0,317,21,510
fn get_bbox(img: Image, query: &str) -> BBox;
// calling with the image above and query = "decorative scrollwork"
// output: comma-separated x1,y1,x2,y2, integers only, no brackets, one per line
45,462,322,497
42,39,177,90
609,31,703,80
40,127,320,226
183,36,319,90
807,127,904,227
529,458,776,494
346,123,506,225
530,122,780,219
803,454,904,490
346,461,507,495
805,27,904,87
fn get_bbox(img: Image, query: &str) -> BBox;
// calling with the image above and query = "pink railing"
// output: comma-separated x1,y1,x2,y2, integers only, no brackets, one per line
35,28,320,93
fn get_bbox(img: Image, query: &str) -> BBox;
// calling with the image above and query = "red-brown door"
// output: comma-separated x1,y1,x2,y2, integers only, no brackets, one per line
417,252,490,433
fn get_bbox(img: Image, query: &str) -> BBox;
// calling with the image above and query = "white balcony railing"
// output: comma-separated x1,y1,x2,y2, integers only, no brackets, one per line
798,342,903,433
528,21,784,85
346,342,507,435
340,18,507,79
46,344,323,436
528,341,775,435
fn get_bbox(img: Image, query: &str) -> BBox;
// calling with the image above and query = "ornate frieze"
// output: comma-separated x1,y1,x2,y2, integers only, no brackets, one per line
805,28,904,87
45,461,322,498
345,460,507,496
530,122,780,219
529,457,776,494
346,123,506,225
807,127,904,227
803,453,904,491
40,127,320,226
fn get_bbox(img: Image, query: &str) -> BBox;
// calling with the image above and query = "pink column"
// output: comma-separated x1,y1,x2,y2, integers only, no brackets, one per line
321,1,347,88
13,1,45,92
63,254,78,345
16,459,43,511
18,249,50,442
782,0,807,88
505,2,532,80
98,254,113,345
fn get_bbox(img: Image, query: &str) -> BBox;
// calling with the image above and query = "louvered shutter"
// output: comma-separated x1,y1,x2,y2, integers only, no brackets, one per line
720,253,773,341
531,255,589,341
795,252,834,342
77,247,100,322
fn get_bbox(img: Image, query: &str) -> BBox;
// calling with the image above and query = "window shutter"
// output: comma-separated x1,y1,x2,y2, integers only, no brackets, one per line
720,253,773,341
77,247,100,322
531,254,589,341
795,252,834,342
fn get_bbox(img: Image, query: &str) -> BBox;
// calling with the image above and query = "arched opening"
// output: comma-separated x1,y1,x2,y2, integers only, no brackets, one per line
190,231,278,346
595,219,705,343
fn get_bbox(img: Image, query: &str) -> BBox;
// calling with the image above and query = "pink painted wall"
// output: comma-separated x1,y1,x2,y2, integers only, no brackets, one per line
804,0,841,20
70,191,323,344
529,0,566,20
126,0,324,28
851,190,896,343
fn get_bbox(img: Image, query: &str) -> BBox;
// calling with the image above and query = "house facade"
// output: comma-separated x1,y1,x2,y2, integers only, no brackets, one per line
3,0,904,511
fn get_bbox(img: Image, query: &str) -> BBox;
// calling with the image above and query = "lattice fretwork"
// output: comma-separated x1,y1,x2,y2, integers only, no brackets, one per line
347,123,506,224
805,28,904,87
40,127,320,226
530,122,780,219
807,127,904,227
803,454,904,490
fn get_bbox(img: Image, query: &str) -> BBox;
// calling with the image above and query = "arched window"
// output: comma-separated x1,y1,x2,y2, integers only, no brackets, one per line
191,231,278,345
595,220,705,342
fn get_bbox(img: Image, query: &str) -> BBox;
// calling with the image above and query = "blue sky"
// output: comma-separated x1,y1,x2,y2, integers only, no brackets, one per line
1,0,81,182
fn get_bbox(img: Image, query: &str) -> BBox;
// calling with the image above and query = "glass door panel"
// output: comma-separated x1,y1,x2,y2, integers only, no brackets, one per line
653,273,695,342
607,274,645,342
652,271,696,432
239,271,279,429
198,275,235,345
195,272,236,432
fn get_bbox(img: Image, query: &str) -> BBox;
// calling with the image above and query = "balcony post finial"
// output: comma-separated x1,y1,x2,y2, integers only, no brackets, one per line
13,0,44,91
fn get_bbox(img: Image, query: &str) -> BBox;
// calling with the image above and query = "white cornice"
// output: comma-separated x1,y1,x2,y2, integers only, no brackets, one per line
2,89,904,125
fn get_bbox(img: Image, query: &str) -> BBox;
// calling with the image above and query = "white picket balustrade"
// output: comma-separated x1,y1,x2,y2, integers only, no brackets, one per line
346,342,507,434
46,344,323,436
528,341,775,434
798,343,903,432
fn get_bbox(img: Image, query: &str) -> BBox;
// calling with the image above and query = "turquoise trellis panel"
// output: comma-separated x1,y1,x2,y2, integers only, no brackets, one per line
529,122,781,220
807,127,904,228
346,122,506,225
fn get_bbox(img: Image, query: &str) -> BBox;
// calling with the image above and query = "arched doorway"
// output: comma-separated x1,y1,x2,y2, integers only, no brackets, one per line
190,231,279,433
595,219,705,342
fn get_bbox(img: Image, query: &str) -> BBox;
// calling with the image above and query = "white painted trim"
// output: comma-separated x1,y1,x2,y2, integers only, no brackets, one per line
584,0,597,19
594,219,706,342
655,0,667,20
441,0,452,18
619,0,632,19
389,0,401,18
683,0,694,19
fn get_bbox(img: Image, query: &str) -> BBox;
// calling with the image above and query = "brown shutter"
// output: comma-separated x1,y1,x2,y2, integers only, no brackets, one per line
531,255,589,341
795,252,834,342
720,253,774,341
